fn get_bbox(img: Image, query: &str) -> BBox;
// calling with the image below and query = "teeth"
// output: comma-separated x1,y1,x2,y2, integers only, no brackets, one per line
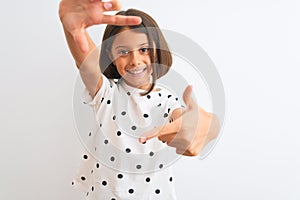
128,68,145,74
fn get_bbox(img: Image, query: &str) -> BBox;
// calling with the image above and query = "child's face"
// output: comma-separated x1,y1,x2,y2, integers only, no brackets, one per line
111,29,152,90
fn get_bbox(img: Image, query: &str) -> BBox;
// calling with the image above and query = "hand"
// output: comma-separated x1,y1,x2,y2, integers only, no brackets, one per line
58,0,141,53
139,86,220,156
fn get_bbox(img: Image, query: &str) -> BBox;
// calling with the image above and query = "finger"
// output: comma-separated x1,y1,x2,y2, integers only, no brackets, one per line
138,118,182,143
73,30,89,53
182,85,197,111
101,0,142,25
103,0,121,11
101,14,142,26
158,133,176,143
176,148,186,155
177,149,196,156
138,126,161,143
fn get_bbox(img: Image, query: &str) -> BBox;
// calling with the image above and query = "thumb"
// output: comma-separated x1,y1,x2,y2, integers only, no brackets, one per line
183,85,197,111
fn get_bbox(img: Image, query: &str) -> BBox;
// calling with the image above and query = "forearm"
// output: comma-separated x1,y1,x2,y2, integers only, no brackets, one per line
63,27,102,97
63,27,97,67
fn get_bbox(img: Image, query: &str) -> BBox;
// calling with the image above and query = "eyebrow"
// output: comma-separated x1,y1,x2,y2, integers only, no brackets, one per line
114,43,149,50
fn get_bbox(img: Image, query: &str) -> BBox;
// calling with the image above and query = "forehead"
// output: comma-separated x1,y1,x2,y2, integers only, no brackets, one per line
112,29,149,48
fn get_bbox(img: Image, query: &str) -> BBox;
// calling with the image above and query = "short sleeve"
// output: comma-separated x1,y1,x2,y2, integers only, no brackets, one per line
82,74,115,111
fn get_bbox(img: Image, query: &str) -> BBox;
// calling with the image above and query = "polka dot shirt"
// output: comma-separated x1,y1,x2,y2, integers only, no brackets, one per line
73,75,181,199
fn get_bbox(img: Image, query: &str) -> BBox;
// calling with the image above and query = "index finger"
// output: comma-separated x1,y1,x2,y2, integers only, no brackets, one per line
101,15,142,26
101,1,142,25
138,116,182,143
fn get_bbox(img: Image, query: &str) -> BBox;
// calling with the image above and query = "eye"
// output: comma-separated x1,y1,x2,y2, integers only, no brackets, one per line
140,47,150,54
118,49,129,56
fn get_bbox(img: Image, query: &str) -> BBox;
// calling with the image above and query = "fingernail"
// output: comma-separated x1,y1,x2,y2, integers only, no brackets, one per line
139,137,147,143
104,2,112,10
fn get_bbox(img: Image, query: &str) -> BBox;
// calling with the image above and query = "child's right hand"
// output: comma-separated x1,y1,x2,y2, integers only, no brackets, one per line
58,0,141,53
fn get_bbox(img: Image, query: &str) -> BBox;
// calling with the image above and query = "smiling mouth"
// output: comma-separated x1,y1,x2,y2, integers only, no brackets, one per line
127,67,147,75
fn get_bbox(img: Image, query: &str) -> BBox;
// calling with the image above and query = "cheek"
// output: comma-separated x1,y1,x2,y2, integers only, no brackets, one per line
115,61,127,76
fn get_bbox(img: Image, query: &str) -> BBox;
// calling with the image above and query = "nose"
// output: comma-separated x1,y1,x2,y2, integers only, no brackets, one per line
129,50,141,67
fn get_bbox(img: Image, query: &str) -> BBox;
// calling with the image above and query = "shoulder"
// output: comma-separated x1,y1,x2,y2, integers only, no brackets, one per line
154,84,179,102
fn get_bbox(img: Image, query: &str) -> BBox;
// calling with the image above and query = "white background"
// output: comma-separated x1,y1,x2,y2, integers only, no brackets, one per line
0,0,299,199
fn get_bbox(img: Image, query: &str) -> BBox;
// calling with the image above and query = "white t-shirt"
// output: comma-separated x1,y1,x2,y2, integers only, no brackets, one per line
73,75,182,200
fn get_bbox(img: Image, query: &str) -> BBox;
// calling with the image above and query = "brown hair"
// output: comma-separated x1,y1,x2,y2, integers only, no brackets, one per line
99,9,172,95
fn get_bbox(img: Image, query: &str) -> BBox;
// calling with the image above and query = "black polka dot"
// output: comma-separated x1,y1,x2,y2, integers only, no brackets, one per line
127,91,131,96
125,148,131,153
102,181,107,186
157,103,161,107
91,186,94,191
155,189,160,194
88,132,91,136
111,198,116,200
175,97,178,101
143,113,149,118
169,177,173,182
149,151,154,156
136,164,142,169
104,139,108,144
117,131,121,136
100,97,104,103
158,93,161,97
117,174,123,179
128,189,134,194
96,163,100,168
91,169,93,174
100,123,102,127
145,177,151,182
159,164,163,169
110,156,115,162
107,100,111,104
112,115,116,120
83,154,88,159
81,176,86,181
86,192,89,196
167,94,172,98
147,94,151,99
121,111,126,115
71,181,74,185
131,126,137,130
167,108,171,113
163,113,168,118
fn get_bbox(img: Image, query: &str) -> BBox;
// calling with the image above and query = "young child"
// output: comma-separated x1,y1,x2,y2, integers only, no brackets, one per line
70,9,183,199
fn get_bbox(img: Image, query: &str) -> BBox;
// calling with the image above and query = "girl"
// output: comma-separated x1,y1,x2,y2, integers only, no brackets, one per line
70,8,183,199
59,0,220,200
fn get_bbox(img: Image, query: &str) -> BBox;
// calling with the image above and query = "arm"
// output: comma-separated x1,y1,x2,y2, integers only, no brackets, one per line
59,0,141,97
63,28,102,97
